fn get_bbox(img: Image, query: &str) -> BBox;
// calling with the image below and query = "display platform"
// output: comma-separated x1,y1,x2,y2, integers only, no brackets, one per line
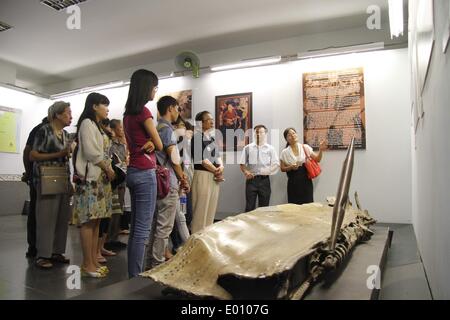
72,226,392,300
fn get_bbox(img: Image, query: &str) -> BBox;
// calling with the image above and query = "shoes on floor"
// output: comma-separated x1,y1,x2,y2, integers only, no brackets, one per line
81,268,106,278
104,241,127,250
101,248,117,256
97,266,109,275
164,249,173,261
35,258,53,269
51,254,70,264
26,246,37,258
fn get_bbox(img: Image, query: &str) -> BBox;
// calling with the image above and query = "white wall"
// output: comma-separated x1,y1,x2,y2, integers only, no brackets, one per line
43,48,411,224
0,48,411,223
0,60,16,84
410,0,450,299
42,24,406,95
0,86,51,175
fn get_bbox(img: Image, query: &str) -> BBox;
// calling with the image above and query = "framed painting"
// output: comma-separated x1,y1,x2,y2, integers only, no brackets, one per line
215,92,252,151
160,89,193,120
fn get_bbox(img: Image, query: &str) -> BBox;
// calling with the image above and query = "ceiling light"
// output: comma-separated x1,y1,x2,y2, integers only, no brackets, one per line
0,83,50,99
210,56,282,72
158,72,175,80
388,0,404,39
51,80,128,99
80,81,125,93
297,42,385,59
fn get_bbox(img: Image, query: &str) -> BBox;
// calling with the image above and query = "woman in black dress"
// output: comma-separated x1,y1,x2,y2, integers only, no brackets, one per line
280,128,326,204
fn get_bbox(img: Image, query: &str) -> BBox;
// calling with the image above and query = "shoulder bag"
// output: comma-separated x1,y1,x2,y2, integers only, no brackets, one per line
302,144,321,180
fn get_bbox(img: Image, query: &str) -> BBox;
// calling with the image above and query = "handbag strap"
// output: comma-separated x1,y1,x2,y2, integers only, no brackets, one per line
156,122,170,167
73,129,89,182
302,144,312,160
302,144,314,160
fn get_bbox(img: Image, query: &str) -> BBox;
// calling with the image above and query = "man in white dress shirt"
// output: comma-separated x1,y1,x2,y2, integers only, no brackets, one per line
239,125,280,212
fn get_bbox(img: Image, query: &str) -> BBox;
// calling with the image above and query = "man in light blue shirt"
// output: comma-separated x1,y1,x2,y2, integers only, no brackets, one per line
239,125,279,212
147,96,189,269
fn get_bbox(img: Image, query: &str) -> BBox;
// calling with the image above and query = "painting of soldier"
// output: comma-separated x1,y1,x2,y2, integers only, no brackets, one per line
215,92,252,151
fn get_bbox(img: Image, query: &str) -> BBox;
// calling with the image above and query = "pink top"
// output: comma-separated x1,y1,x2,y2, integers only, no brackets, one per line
123,107,156,170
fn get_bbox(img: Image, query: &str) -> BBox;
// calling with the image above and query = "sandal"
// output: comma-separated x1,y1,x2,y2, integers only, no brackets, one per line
97,256,107,263
51,254,70,264
97,266,109,275
36,258,53,269
165,249,173,261
81,268,106,278
101,248,117,256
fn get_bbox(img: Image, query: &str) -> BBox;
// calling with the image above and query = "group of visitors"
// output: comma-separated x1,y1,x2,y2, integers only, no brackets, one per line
22,68,326,280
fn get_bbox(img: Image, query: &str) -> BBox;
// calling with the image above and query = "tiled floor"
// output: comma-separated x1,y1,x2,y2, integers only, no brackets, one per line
0,215,432,300
0,215,129,300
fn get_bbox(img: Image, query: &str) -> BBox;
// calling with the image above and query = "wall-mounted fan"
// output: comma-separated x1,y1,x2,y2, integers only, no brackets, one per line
175,51,200,78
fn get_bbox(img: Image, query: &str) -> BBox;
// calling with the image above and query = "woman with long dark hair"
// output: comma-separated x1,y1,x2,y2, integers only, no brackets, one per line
280,128,326,204
73,92,115,278
123,69,163,278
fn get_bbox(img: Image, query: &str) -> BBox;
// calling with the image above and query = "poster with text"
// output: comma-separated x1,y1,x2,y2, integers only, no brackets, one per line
303,68,366,150
0,106,22,154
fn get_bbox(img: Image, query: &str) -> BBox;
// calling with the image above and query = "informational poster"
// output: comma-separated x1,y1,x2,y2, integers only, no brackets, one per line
0,106,22,154
303,68,366,150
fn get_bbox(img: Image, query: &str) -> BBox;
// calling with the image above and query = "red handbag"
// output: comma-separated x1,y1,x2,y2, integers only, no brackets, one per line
156,164,170,200
155,122,171,200
302,145,321,179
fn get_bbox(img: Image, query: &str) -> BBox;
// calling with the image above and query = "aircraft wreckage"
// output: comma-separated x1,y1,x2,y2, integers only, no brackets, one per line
141,138,376,299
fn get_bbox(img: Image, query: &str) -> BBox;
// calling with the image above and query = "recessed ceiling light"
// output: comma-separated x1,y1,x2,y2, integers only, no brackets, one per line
0,21,13,33
40,0,88,11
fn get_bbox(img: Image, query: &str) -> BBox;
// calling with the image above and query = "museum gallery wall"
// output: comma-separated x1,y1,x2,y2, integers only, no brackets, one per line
0,86,50,176
0,48,411,223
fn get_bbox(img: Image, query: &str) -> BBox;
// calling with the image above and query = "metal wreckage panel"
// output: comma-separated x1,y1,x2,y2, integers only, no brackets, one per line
141,137,373,299
140,202,376,300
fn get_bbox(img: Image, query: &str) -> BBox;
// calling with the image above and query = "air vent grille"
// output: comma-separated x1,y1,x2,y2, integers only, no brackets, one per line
0,21,12,32
40,0,88,11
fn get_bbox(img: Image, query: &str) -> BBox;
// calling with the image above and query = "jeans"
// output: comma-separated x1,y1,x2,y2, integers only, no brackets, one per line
126,167,157,278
